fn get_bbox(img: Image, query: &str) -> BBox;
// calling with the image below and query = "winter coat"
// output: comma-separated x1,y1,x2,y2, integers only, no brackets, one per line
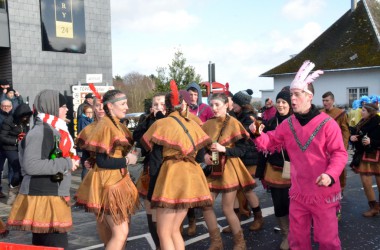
0,103,32,151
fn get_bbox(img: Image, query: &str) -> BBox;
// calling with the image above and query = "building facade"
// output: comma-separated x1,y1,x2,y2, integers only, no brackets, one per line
0,0,112,105
260,0,380,108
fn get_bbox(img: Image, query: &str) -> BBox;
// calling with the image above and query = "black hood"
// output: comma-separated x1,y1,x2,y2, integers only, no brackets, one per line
13,103,33,123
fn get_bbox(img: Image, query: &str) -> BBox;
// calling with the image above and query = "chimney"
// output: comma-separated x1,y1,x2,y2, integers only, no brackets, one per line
351,0,357,12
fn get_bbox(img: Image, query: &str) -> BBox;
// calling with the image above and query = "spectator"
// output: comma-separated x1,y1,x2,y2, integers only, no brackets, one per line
262,97,276,124
77,93,94,118
349,103,380,217
77,104,94,134
321,91,350,200
186,82,214,123
1,87,23,112
0,103,32,205
256,88,292,250
0,99,13,198
0,79,10,96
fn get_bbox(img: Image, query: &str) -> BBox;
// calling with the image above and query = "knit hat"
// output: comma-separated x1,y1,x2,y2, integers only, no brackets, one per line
6,87,15,93
85,93,94,99
232,89,253,107
276,88,291,106
59,93,67,107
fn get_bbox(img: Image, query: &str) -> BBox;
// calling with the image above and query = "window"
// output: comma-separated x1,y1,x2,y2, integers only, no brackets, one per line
0,0,6,9
348,87,368,107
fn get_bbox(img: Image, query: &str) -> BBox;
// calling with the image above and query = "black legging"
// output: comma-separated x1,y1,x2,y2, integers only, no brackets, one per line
270,187,290,217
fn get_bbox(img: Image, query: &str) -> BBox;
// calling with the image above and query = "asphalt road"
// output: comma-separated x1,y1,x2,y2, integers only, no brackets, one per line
1,150,380,249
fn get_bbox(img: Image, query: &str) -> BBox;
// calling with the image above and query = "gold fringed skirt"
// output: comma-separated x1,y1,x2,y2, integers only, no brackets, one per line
7,195,72,233
75,165,140,225
151,160,213,209
208,157,256,193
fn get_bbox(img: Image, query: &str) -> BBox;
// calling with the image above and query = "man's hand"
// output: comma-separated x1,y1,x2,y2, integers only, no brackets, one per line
316,173,332,187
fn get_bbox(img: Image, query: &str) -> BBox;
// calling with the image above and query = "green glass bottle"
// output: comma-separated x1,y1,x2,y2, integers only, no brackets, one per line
50,135,63,182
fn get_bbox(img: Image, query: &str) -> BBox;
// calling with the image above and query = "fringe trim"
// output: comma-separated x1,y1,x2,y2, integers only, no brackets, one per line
151,200,213,209
7,223,72,234
99,174,141,225
210,186,240,193
289,191,342,204
241,183,257,192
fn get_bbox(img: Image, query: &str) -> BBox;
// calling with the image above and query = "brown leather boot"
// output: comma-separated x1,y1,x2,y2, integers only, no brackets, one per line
277,216,289,250
233,230,246,250
363,201,380,217
187,218,197,236
249,210,264,231
208,228,224,250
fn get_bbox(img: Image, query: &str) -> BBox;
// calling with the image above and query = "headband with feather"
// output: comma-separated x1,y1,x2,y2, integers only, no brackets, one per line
170,80,179,106
89,83,102,103
290,60,323,95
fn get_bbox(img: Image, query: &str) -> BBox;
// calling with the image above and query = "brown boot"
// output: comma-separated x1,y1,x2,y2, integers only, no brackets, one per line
233,230,246,250
208,228,223,250
277,216,289,250
249,210,264,231
187,218,197,236
363,201,380,217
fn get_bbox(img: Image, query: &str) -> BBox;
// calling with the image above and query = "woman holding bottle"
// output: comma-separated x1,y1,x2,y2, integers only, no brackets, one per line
141,83,214,250
7,90,79,249
202,92,258,250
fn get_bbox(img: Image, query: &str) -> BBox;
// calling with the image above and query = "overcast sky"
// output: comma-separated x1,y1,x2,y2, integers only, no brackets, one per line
110,0,352,96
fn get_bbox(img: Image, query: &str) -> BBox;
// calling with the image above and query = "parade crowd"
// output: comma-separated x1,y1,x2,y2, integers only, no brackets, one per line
0,60,379,250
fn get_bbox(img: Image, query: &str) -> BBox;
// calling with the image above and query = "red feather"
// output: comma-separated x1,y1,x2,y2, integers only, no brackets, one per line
170,80,179,106
89,83,102,103
225,82,229,91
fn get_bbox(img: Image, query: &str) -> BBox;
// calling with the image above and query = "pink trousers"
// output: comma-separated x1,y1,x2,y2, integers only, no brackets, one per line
288,199,341,250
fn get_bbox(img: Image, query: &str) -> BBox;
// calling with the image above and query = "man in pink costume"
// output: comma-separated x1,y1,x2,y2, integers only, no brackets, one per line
249,60,347,250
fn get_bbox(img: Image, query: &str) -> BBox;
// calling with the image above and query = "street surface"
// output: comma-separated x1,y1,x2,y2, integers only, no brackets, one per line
0,150,379,249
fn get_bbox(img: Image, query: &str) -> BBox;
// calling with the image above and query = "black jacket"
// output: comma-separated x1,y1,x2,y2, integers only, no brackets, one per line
0,103,32,151
351,115,380,154
234,110,258,166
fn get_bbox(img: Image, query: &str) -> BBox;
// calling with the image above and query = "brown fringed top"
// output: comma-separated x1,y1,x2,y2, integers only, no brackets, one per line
79,116,133,157
202,115,249,146
141,111,211,156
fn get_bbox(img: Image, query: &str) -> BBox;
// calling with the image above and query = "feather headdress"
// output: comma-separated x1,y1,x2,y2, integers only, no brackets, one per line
290,60,323,95
89,83,102,103
170,80,179,106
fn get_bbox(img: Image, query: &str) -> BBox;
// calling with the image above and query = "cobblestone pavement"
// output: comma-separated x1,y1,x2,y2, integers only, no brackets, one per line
1,151,380,249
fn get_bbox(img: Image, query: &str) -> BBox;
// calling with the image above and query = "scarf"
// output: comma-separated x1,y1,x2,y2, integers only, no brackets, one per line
37,113,78,160
294,104,320,126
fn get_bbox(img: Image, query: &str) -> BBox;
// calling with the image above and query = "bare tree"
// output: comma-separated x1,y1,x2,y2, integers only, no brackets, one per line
113,72,155,113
